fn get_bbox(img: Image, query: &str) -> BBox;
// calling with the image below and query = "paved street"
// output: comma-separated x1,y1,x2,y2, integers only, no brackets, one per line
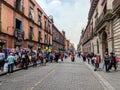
0,57,105,90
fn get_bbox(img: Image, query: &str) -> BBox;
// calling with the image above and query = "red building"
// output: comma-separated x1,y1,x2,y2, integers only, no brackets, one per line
0,0,52,51
52,24,65,51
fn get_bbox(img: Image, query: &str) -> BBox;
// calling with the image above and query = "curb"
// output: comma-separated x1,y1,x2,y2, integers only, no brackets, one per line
0,64,34,76
84,62,115,90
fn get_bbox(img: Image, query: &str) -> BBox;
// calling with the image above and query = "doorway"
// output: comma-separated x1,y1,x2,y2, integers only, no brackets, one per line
102,31,108,53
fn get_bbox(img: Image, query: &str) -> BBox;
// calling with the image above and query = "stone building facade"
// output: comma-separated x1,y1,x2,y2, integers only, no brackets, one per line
112,0,120,57
79,0,114,59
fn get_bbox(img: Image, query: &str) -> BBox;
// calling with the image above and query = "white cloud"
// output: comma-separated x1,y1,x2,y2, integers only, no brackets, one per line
50,0,61,6
36,0,90,49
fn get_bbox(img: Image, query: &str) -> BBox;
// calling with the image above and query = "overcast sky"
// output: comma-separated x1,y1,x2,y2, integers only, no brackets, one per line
36,0,90,49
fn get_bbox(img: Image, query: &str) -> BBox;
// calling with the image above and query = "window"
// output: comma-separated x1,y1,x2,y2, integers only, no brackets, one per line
48,23,50,33
29,7,34,20
45,34,47,43
15,0,24,12
29,26,33,40
49,37,50,45
38,31,42,42
38,11,42,26
45,21,47,30
16,19,22,31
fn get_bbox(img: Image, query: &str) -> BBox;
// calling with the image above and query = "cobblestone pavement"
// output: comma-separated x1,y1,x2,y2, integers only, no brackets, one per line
0,57,105,90
85,59,120,90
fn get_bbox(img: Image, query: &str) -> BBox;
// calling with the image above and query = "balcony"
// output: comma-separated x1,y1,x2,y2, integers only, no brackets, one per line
113,0,120,10
16,6,24,13
15,0,24,14
44,28,52,35
95,10,112,31
14,29,24,41
96,11,104,27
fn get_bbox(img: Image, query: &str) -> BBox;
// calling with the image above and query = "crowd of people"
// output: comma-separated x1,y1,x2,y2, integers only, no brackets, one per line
77,51,120,72
1,47,119,74
0,47,70,74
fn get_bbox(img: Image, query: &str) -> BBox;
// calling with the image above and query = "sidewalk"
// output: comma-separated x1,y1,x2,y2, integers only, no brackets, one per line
85,61,120,90
0,63,39,76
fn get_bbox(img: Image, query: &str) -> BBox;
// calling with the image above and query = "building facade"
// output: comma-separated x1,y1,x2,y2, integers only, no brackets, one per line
112,0,120,57
0,0,52,51
69,43,75,52
65,39,69,51
80,0,114,59
52,24,65,52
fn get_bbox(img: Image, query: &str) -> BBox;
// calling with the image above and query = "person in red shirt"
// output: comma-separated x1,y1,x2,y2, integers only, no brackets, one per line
71,52,75,62
60,52,64,62
94,54,99,71
82,52,86,62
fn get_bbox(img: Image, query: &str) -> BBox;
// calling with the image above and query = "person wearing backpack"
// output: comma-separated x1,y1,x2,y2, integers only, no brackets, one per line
108,52,117,71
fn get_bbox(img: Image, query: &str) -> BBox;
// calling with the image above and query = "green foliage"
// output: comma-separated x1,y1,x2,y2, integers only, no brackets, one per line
104,11,112,18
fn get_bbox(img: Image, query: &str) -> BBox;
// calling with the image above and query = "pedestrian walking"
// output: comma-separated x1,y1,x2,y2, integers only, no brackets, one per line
91,56,95,66
39,52,43,65
21,49,29,69
55,51,60,63
71,52,75,62
108,52,117,71
94,54,99,71
87,53,91,64
49,52,53,63
7,53,15,73
104,52,110,72
31,51,37,67
82,52,86,62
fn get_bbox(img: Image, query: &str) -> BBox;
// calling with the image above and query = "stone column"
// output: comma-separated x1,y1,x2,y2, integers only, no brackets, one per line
107,21,114,53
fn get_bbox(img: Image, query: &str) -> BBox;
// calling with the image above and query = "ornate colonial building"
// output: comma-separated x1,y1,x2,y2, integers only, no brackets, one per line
0,0,52,51
79,0,114,59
